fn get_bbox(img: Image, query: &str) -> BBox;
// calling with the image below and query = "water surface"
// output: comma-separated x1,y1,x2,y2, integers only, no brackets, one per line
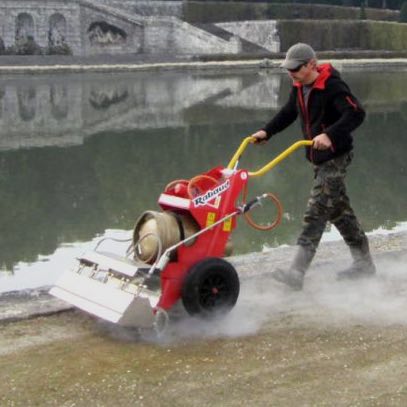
1,68,406,292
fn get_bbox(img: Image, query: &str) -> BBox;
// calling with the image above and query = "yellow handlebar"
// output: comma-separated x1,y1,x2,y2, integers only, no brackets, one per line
227,136,313,177
227,136,256,170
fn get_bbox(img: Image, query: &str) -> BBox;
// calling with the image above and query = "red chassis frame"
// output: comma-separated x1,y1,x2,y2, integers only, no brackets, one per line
155,166,248,311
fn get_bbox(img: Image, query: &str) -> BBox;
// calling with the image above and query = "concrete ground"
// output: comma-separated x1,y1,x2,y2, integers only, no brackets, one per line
1,232,407,406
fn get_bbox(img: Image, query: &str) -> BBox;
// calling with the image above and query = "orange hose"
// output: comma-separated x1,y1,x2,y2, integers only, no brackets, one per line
165,176,282,231
164,179,189,193
242,183,283,231
187,175,219,199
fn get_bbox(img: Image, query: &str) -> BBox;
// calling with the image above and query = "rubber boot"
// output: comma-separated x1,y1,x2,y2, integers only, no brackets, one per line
337,238,376,280
270,245,314,291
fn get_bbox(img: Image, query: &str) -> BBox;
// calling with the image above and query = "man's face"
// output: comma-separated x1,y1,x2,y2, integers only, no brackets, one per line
287,61,315,84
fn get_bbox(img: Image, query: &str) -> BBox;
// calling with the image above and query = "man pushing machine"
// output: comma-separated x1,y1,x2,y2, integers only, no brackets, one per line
251,43,376,290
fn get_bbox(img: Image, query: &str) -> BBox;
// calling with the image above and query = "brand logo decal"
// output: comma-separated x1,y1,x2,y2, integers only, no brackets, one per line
192,180,230,207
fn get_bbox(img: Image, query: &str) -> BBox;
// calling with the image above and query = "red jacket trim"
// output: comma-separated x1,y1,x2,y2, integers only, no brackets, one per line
293,63,332,90
346,96,359,111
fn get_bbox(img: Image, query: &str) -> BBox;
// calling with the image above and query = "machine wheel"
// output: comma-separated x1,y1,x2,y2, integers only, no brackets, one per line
182,257,240,317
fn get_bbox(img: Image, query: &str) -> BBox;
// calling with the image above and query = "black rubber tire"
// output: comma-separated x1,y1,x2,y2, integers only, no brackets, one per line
181,257,240,317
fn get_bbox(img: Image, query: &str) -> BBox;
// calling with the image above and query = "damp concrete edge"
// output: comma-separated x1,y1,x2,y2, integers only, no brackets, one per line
1,230,406,324
0,58,407,74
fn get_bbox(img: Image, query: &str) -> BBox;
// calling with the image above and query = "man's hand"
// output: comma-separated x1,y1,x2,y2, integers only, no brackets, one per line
251,130,268,145
313,133,332,150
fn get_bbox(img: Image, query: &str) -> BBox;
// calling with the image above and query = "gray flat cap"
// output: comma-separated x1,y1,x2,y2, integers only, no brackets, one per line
281,43,316,70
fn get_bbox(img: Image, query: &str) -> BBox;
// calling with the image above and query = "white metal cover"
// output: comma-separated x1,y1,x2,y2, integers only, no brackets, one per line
50,271,159,328
78,251,147,277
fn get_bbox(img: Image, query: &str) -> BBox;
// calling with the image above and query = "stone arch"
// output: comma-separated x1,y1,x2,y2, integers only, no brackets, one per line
48,13,67,47
87,21,127,46
16,13,35,43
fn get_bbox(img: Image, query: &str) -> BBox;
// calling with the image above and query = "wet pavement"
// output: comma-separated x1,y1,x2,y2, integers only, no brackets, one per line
1,232,407,406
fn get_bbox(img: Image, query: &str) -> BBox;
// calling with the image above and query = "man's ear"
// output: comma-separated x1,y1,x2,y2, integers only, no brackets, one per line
309,58,317,69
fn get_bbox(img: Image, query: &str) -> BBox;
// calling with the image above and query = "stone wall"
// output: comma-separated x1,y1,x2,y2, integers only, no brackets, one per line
79,2,144,55
97,0,183,17
217,21,280,53
1,0,407,58
0,1,82,55
0,0,245,56
144,17,241,55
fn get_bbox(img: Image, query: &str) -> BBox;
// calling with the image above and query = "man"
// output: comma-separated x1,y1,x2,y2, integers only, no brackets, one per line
251,42,376,290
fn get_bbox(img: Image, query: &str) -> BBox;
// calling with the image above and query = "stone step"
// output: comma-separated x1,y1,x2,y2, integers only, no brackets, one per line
193,23,269,54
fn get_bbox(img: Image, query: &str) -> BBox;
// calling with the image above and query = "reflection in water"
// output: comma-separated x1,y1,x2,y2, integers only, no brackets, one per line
0,87,4,119
50,84,68,119
17,86,36,121
0,69,407,291
89,87,129,110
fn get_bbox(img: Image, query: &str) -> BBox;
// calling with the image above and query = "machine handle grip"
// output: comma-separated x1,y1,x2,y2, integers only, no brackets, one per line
227,136,256,170
227,137,313,177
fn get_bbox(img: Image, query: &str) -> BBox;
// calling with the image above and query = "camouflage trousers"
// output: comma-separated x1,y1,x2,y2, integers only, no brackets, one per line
297,152,367,256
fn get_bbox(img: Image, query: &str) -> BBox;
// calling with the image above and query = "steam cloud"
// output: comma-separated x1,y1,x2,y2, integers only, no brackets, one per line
163,251,407,342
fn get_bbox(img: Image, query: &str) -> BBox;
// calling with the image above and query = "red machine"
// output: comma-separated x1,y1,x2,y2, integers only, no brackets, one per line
50,137,311,333
155,165,250,314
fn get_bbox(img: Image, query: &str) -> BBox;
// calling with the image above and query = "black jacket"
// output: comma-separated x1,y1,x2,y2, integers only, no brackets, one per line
263,64,365,164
